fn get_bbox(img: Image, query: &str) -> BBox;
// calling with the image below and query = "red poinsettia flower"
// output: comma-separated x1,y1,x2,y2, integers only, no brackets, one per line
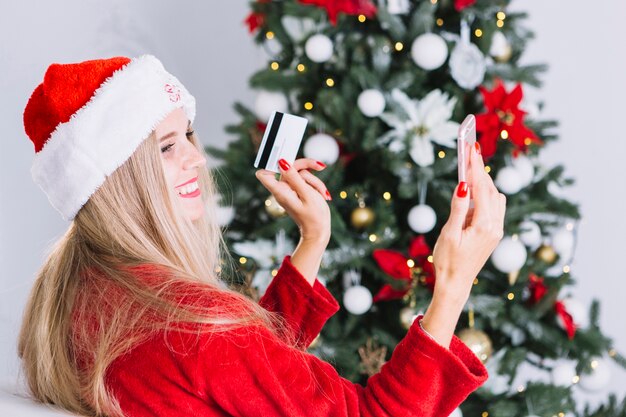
454,0,476,11
527,273,548,304
372,235,435,303
244,0,271,33
299,0,377,25
475,79,542,159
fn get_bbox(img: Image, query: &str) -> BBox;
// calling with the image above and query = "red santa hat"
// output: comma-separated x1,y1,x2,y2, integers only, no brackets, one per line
23,54,196,221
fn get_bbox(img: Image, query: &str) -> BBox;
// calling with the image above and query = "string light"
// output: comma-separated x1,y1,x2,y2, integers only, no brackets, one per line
358,14,367,22
566,223,574,231
475,29,483,37
297,64,306,72
326,78,335,87
591,359,599,369
438,150,446,158
239,257,247,264
304,102,313,110
497,11,506,20
512,234,519,241
430,0,437,4
563,265,571,273
572,375,580,384
485,166,492,173
524,138,532,146
609,349,617,357
407,259,415,268
517,385,526,392
496,19,504,28
340,191,348,199
507,292,515,300
270,61,279,70
369,234,378,242
427,255,434,263
266,31,275,40
473,278,479,285
436,18,444,26
394,42,404,51
383,192,391,200
482,412,489,417
271,269,278,277
500,129,509,139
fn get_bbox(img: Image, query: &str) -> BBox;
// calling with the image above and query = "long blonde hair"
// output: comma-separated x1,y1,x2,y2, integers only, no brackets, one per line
18,129,300,416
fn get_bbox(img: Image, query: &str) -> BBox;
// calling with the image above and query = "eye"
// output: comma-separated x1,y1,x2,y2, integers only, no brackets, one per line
161,143,174,153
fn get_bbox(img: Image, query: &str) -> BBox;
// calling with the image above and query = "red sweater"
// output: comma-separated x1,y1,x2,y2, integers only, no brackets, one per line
102,255,487,416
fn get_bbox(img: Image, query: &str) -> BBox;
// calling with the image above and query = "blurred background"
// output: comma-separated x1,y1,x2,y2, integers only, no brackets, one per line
1,0,625,410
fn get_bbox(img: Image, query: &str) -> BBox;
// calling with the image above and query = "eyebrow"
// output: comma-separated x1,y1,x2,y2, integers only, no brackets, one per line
158,120,192,142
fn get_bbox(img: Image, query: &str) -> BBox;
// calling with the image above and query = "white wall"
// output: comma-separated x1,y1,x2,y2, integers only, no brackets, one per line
1,0,624,408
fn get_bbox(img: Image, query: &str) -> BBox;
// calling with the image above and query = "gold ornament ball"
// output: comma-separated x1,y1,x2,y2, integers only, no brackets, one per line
493,44,512,63
399,307,418,330
457,328,493,363
265,195,287,218
351,206,375,229
536,244,558,264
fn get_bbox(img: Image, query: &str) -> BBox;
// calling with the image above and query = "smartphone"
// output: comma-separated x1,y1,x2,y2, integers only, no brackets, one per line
457,114,476,184
254,111,308,173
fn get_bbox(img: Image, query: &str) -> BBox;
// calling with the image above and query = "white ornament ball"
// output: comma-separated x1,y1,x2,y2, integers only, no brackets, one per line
449,42,486,90
407,204,437,233
254,91,288,121
411,33,448,70
343,285,373,315
551,228,575,257
511,154,535,187
519,221,542,249
557,297,588,329
489,31,511,60
448,407,463,417
495,167,524,194
357,89,386,117
551,361,578,386
491,237,527,273
579,357,612,392
303,133,340,164
305,34,334,63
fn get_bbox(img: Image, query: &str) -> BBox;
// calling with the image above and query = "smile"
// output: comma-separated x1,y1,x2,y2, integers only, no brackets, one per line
177,180,201,198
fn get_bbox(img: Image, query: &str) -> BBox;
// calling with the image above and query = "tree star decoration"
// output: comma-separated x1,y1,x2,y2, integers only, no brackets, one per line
475,79,543,159
232,230,295,296
358,337,388,377
378,89,459,167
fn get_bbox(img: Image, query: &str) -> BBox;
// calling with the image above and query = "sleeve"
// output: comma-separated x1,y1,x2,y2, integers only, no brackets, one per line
258,255,339,350
195,315,488,417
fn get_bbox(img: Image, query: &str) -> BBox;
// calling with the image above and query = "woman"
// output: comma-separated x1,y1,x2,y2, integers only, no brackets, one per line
19,55,505,417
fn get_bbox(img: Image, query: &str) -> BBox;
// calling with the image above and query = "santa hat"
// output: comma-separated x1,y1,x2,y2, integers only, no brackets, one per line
23,54,196,221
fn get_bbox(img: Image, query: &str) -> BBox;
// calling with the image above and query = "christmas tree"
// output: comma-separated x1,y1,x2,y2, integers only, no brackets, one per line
206,0,626,415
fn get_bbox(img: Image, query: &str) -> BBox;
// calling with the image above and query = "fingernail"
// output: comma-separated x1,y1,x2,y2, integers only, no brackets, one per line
316,160,327,168
457,181,468,198
278,159,290,171
325,190,332,200
474,142,481,155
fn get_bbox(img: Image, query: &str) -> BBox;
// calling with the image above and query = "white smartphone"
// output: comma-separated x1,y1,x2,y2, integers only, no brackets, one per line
457,114,476,184
254,111,308,173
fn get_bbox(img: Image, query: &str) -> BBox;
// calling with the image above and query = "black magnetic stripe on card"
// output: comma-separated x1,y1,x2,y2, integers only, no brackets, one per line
259,112,283,169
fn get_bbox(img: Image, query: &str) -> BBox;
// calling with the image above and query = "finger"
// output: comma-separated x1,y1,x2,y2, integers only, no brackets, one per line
277,159,316,202
446,181,471,234
299,169,331,200
255,169,303,211
468,142,492,226
291,157,328,172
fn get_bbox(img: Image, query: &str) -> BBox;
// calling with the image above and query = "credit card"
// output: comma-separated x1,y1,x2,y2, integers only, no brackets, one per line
254,111,308,173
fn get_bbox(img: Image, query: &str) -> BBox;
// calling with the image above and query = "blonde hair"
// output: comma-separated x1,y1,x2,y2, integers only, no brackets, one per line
18,129,301,416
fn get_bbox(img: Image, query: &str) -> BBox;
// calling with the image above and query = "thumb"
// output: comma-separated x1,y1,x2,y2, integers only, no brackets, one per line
446,181,471,233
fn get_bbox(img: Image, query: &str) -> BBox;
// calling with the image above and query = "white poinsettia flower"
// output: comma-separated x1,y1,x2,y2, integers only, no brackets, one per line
378,89,460,167
232,230,295,295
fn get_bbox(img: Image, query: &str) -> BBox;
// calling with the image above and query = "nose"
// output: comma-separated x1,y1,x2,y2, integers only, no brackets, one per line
183,142,207,170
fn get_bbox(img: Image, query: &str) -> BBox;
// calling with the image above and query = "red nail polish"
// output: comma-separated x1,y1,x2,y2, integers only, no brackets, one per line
316,161,327,168
278,159,290,171
457,181,468,198
325,190,332,200
474,142,481,155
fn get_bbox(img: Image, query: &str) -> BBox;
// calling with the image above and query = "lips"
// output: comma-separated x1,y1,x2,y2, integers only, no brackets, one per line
176,176,198,188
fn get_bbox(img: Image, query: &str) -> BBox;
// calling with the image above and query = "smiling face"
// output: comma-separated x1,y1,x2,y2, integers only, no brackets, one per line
156,108,207,221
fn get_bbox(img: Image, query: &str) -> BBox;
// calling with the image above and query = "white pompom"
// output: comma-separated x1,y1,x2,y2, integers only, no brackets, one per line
551,361,578,386
551,228,575,258
303,133,340,164
557,297,588,329
357,89,386,117
519,220,542,249
407,204,437,233
254,91,288,121
579,357,612,392
495,167,524,194
410,33,448,70
448,408,463,417
305,34,334,63
511,154,535,187
491,237,527,273
343,285,373,315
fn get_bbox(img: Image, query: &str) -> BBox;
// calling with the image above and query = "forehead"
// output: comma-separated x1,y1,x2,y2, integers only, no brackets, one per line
154,108,190,135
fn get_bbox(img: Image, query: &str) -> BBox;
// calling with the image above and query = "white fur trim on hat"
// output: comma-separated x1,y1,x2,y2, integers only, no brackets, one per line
31,54,196,221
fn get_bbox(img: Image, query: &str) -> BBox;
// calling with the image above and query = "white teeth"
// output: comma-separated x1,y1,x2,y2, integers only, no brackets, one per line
178,181,199,195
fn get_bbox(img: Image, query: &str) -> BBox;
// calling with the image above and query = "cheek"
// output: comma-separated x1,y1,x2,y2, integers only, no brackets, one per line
160,159,178,188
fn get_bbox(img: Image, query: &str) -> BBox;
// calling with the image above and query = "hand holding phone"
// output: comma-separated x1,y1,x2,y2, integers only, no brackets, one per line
457,114,476,184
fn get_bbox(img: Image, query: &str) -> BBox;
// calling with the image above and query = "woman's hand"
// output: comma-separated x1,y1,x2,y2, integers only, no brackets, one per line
421,142,506,348
255,158,331,245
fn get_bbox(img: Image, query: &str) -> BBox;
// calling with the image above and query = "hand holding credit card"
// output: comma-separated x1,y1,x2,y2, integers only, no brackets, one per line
254,111,308,173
